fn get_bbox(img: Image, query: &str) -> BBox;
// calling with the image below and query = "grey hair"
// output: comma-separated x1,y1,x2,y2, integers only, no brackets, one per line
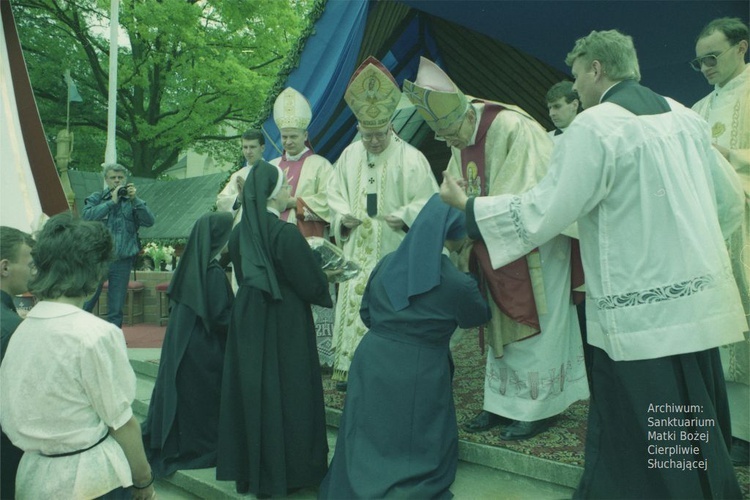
102,163,129,177
565,29,641,82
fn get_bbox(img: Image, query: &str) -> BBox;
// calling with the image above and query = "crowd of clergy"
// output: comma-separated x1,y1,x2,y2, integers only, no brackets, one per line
0,15,748,500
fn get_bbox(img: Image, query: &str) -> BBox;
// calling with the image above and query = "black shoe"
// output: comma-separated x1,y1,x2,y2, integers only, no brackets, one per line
462,410,510,433
235,480,250,494
499,418,553,441
335,381,348,392
731,438,749,466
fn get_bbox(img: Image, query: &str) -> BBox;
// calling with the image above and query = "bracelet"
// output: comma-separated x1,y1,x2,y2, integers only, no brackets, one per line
133,472,154,489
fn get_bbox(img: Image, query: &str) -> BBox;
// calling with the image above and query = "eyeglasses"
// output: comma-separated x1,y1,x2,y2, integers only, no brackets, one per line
434,113,469,142
689,45,735,71
361,131,389,142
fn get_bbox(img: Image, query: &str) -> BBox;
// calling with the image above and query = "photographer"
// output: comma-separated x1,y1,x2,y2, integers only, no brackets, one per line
82,163,155,327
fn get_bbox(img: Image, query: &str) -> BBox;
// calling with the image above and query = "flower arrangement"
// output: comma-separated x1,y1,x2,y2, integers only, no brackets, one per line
142,242,176,271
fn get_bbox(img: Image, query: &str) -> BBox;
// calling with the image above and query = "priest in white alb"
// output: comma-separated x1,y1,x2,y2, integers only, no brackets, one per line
691,17,749,466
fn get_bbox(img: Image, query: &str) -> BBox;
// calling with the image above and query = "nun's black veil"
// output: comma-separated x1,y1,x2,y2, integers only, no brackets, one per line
168,211,233,330
238,160,284,301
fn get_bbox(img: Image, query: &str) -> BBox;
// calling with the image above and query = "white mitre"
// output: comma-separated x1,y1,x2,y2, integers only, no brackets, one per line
273,87,312,130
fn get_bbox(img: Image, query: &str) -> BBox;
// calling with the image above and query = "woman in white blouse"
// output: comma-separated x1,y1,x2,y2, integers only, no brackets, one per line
0,213,155,500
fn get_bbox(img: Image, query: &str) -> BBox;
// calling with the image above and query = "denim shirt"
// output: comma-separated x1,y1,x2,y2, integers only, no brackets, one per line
82,190,155,260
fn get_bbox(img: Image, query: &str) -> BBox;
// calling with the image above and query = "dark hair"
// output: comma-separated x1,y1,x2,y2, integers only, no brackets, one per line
0,227,34,262
546,81,579,104
697,17,749,46
241,129,265,146
28,213,113,300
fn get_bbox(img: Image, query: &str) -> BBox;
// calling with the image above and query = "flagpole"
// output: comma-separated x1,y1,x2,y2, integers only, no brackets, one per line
66,91,70,132
103,0,119,167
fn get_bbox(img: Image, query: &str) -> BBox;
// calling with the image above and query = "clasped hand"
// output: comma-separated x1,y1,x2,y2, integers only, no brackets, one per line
439,172,469,211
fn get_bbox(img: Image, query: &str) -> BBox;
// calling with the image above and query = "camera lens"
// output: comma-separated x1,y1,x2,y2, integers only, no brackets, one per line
117,186,128,198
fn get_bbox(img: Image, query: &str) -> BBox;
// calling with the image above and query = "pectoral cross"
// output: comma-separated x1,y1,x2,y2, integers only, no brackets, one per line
366,157,377,216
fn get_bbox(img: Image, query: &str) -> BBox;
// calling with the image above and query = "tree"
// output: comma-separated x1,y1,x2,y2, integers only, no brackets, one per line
12,0,320,178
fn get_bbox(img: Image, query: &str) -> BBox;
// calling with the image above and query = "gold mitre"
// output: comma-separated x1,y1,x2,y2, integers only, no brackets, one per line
344,56,401,129
403,57,468,132
273,87,312,130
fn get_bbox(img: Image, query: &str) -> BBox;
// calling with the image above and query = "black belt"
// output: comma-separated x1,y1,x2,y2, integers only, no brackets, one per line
42,432,109,458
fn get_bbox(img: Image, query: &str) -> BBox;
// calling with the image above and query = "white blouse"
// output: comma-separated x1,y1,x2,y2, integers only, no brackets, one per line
472,98,746,361
0,302,136,499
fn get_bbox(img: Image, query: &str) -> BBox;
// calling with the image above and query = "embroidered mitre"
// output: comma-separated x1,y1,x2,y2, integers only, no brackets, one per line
344,56,401,129
273,87,312,130
403,57,469,132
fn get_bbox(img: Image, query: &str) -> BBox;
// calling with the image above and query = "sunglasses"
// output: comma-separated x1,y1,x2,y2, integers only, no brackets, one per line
689,45,735,72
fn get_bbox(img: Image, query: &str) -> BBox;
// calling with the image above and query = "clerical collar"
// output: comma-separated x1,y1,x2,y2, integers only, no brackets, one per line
285,147,309,162
266,207,281,217
599,83,621,103
600,79,669,116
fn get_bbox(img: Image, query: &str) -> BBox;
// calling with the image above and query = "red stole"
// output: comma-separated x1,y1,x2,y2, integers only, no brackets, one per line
460,100,504,196
277,149,314,221
462,101,541,341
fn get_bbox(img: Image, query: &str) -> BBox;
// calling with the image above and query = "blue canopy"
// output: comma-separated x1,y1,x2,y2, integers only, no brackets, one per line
261,0,747,165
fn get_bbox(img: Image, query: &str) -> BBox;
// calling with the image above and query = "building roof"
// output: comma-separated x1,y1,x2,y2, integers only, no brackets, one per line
69,170,226,243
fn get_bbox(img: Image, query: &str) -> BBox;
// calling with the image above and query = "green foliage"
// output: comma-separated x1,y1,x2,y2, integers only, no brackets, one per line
13,0,317,178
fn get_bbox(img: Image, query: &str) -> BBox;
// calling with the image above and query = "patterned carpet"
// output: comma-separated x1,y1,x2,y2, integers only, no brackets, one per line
322,331,749,496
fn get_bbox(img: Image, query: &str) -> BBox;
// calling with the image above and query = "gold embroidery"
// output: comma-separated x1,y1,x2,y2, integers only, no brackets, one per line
711,122,726,138
729,101,741,149
466,161,482,197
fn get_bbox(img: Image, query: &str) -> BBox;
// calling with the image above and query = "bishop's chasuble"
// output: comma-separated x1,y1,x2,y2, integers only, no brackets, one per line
447,101,588,420
446,100,554,356
327,135,438,380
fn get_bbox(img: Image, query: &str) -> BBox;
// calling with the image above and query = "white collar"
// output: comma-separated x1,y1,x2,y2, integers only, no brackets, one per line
26,301,83,319
285,147,309,162
714,63,750,95
599,83,619,104
266,207,281,217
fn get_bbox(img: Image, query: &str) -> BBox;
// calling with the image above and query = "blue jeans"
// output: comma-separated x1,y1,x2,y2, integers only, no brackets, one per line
84,257,133,328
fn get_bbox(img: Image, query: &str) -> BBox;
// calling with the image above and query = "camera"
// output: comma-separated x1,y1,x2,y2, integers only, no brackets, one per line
116,186,129,198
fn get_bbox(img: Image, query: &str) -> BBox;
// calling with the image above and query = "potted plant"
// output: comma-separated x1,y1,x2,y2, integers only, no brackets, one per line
142,242,176,271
